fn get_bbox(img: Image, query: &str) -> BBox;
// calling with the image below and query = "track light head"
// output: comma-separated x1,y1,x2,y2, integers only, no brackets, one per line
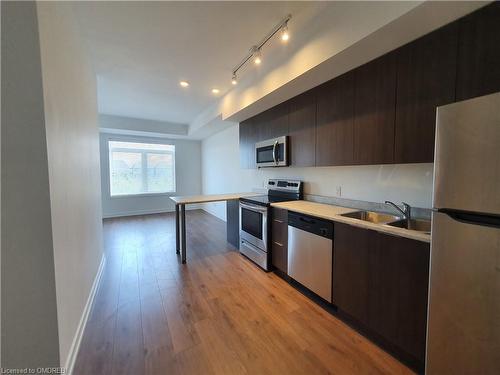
232,15,291,84
281,24,289,42
253,47,262,65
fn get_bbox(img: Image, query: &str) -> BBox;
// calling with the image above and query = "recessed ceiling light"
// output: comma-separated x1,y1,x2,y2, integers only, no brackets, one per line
179,81,189,87
212,88,220,94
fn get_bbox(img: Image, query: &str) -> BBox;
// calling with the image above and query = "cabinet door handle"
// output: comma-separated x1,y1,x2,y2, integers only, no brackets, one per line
273,219,284,223
273,241,283,247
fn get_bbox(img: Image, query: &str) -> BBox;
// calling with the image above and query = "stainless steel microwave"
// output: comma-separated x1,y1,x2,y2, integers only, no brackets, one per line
255,136,288,168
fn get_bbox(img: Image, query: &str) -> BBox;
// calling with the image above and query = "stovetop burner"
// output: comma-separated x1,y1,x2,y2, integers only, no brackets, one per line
240,179,303,207
240,194,296,206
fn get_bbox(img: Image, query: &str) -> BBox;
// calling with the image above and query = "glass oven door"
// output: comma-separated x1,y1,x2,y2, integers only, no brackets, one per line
239,202,268,251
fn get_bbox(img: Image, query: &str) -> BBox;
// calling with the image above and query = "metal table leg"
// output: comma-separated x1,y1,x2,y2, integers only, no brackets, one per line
175,204,180,254
181,204,187,264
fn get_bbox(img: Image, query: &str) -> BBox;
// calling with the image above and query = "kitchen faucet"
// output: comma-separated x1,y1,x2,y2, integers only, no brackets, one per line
385,201,411,228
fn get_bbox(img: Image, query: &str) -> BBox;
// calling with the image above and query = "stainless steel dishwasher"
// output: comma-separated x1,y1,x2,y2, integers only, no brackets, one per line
288,211,333,302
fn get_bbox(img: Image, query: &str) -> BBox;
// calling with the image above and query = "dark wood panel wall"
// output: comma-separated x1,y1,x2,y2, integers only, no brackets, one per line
239,3,500,168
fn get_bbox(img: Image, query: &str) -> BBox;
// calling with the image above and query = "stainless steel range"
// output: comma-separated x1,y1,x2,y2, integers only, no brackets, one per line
239,179,302,271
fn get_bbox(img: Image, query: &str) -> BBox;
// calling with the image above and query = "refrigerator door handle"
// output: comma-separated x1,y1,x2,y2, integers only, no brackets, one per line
439,208,500,229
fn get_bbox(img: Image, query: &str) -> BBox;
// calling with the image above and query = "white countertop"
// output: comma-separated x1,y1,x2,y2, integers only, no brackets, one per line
170,192,259,205
271,200,431,243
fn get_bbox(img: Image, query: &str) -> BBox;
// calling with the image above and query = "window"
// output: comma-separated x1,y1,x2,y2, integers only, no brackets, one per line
108,140,175,196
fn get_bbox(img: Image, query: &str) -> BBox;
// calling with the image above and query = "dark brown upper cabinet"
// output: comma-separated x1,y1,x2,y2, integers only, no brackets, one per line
316,72,355,166
288,90,316,167
239,102,288,169
239,3,499,169
255,102,289,142
395,23,459,163
456,2,500,101
353,53,397,165
239,118,257,169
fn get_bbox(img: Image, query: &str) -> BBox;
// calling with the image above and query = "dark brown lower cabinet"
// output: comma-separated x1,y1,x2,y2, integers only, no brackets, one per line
332,222,371,325
226,200,239,248
333,223,430,372
271,208,288,274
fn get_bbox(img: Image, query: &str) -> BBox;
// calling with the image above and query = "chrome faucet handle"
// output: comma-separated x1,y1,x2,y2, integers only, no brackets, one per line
401,202,412,218
385,200,408,219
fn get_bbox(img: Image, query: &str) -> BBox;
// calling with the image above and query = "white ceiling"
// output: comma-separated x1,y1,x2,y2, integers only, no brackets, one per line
72,1,323,125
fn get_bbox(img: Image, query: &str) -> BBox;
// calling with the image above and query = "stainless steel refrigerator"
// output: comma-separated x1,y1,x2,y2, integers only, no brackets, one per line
426,92,500,374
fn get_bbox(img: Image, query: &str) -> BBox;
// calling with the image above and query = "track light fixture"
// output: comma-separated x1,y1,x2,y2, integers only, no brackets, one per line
253,47,262,65
231,14,291,84
281,23,289,42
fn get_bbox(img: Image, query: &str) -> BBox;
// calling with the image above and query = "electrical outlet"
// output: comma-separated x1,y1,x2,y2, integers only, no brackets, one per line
336,186,342,197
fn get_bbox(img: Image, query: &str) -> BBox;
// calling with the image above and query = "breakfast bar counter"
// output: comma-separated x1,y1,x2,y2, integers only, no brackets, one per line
170,193,258,263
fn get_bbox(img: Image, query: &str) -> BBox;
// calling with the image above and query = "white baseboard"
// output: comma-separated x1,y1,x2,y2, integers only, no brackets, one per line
102,204,203,219
64,254,106,374
201,206,227,222
200,201,227,222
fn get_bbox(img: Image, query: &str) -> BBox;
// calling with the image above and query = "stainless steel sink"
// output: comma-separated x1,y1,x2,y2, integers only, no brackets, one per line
388,218,432,233
341,210,402,224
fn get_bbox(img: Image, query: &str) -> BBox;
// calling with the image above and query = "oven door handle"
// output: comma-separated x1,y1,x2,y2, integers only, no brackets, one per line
240,202,268,213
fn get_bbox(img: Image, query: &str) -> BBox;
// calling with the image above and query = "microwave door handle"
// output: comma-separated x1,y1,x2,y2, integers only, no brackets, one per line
273,140,278,164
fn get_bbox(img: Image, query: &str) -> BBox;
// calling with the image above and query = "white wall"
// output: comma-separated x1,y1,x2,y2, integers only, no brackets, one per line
36,1,104,369
202,125,433,221
100,132,202,218
2,1,60,368
100,113,189,138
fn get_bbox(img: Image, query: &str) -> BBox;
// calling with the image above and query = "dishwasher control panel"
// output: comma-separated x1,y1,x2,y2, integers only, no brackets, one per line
288,211,333,239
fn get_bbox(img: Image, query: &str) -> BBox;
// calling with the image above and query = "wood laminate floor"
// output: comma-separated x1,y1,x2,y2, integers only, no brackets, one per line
73,210,414,375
